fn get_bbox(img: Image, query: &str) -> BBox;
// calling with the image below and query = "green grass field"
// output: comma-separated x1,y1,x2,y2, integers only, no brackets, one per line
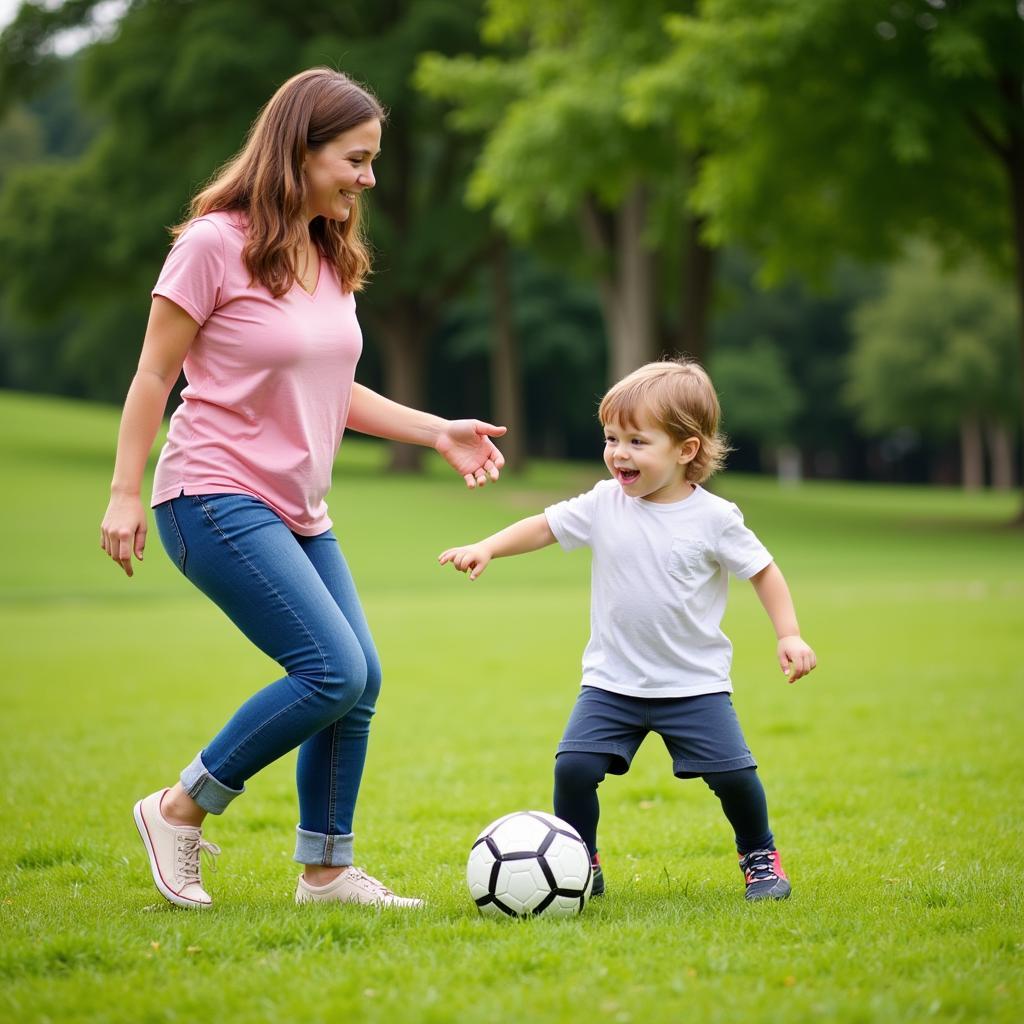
1,389,1022,1023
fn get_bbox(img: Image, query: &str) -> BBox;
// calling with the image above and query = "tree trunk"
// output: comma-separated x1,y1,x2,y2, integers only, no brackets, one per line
612,184,656,382
580,197,618,365
996,73,1024,519
960,416,984,491
1010,147,1024,515
773,443,803,486
374,304,430,474
678,211,716,366
987,421,1016,490
580,185,657,385
489,237,525,472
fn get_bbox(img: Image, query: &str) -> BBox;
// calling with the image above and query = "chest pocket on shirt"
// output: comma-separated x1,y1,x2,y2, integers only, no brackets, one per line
668,538,707,585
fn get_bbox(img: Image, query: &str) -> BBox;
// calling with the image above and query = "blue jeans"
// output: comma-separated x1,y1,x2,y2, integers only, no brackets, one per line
153,493,381,867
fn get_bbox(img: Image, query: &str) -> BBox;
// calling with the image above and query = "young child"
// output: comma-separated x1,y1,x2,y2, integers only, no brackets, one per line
438,358,816,901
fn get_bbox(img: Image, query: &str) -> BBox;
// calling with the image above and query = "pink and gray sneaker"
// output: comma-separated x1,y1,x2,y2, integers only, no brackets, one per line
739,848,791,901
133,788,220,909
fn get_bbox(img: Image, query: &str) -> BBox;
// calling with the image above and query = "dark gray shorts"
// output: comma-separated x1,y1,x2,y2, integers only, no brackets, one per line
556,686,757,778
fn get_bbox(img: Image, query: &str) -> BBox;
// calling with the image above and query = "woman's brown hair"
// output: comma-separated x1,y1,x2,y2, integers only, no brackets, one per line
174,68,385,296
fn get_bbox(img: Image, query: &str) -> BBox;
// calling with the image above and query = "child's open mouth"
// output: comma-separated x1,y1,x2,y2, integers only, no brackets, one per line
617,469,640,484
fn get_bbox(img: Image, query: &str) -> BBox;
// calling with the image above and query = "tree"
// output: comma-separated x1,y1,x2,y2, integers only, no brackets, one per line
0,107,43,186
416,0,719,383
710,251,881,480
710,337,802,480
0,0,495,472
629,0,1024,511
0,53,98,395
436,244,606,458
848,245,1019,489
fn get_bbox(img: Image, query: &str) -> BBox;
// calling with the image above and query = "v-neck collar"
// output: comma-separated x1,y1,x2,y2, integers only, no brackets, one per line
294,251,322,298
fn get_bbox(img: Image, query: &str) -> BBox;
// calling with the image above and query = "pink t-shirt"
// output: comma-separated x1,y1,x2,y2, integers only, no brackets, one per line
150,211,362,535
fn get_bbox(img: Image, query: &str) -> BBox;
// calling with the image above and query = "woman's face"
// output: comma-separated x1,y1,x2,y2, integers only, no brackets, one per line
302,118,381,223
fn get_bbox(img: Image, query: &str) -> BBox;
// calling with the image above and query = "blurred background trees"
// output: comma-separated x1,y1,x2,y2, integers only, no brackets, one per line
848,245,1020,490
0,0,1020,500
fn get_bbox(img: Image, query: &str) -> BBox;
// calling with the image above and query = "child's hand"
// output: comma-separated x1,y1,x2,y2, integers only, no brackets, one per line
777,636,816,683
438,543,493,581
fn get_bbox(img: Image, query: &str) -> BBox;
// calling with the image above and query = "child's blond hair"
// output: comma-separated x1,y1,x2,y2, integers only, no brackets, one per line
598,358,729,483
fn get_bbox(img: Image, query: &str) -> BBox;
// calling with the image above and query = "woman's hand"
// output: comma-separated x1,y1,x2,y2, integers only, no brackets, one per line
438,543,493,581
101,492,148,577
435,419,507,488
100,296,198,579
345,387,506,486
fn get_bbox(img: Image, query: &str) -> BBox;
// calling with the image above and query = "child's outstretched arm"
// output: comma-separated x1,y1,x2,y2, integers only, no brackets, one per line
749,562,817,683
438,513,556,581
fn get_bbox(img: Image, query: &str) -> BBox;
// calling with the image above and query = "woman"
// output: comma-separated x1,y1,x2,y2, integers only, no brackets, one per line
101,68,505,910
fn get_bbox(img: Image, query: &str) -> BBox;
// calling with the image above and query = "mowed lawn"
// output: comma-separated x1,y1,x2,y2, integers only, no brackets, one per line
0,389,1021,1024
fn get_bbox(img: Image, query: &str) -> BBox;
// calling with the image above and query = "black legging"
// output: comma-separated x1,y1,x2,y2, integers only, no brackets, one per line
553,751,775,857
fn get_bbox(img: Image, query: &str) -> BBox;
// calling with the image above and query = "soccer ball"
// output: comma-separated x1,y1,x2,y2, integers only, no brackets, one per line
466,810,593,918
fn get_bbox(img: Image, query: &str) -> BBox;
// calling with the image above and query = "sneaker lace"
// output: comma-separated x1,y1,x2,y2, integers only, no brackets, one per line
743,850,776,882
176,831,221,885
348,866,395,897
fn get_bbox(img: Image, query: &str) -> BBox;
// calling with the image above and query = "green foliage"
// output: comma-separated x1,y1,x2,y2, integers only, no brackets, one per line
711,251,881,471
0,106,43,186
2,392,1024,1022
629,0,1019,282
0,0,493,399
416,0,690,243
0,55,104,396
711,338,801,447
23,54,99,158
437,246,606,454
301,0,493,311
0,157,108,313
848,245,1020,436
628,0,1024,499
1,0,1018,478
414,54,524,135
0,0,105,107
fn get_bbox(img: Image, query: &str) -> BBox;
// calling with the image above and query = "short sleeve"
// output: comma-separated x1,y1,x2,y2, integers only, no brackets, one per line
544,485,602,551
151,218,227,325
714,502,773,580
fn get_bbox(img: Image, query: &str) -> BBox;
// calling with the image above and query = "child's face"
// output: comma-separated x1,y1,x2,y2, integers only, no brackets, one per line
602,413,699,504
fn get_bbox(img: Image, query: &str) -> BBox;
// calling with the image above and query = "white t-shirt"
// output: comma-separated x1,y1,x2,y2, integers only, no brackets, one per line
544,479,773,698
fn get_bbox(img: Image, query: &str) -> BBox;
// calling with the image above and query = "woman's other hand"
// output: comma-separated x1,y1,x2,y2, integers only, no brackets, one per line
101,492,148,577
435,420,507,488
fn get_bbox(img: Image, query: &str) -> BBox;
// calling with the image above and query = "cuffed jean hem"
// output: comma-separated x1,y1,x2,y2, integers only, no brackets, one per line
295,826,354,867
180,751,244,815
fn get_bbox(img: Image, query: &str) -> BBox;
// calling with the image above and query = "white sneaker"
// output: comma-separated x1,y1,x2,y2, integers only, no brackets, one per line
295,866,423,908
133,788,221,909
